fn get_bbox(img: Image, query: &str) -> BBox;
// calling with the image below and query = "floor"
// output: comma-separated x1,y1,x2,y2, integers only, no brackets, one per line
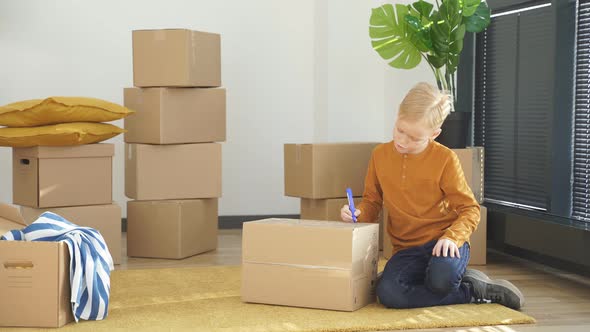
118,229,590,332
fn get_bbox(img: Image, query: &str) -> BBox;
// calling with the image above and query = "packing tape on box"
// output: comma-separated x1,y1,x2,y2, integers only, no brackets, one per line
260,218,366,229
244,246,377,276
478,148,484,202
243,261,350,271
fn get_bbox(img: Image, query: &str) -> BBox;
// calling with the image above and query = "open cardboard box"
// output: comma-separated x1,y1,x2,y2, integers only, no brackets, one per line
20,204,122,264
0,203,73,328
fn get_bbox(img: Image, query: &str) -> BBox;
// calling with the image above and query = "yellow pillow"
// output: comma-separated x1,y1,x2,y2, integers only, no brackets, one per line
0,122,126,147
0,97,134,127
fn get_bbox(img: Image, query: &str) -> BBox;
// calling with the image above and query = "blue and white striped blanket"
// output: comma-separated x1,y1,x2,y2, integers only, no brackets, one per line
1,212,114,322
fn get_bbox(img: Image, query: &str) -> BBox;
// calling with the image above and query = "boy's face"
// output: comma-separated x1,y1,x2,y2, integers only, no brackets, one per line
393,117,441,154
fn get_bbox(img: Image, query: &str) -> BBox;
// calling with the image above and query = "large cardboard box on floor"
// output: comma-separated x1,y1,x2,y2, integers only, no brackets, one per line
0,203,73,328
284,143,379,199
382,206,487,265
124,87,226,144
242,218,379,311
133,29,221,87
20,204,122,264
452,147,484,203
300,197,385,250
127,199,218,259
125,143,222,200
13,144,113,208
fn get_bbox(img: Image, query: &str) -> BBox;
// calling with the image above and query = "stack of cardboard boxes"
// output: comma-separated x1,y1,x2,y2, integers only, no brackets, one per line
1,143,121,328
242,142,382,311
12,144,122,265
124,29,225,259
241,218,379,311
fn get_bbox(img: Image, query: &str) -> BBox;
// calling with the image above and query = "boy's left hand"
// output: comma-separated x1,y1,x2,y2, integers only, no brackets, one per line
432,238,460,258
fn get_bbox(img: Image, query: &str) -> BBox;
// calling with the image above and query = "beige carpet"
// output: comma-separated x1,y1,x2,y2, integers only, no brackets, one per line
45,265,534,331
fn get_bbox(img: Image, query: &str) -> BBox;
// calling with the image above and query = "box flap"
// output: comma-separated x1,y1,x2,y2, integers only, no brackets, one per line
13,143,115,159
243,218,374,269
0,203,26,226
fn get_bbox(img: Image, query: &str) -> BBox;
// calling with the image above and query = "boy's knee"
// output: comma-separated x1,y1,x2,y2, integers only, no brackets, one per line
425,275,457,294
377,280,408,309
426,262,463,295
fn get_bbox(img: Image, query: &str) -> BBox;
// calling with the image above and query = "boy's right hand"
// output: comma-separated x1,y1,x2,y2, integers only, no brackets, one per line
340,205,361,223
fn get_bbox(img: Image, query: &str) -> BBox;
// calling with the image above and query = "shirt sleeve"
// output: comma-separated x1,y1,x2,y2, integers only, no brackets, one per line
439,151,481,247
357,151,383,223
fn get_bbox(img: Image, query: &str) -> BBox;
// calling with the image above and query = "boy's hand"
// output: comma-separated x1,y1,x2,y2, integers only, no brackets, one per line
340,205,361,223
432,238,460,258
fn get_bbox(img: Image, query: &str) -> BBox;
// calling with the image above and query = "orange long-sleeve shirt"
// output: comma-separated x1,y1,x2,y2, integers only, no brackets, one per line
357,140,480,256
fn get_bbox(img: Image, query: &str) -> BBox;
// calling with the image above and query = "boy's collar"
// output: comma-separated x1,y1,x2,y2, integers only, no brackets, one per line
391,139,435,158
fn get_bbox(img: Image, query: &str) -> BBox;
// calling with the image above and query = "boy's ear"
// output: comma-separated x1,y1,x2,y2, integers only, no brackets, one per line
431,128,442,140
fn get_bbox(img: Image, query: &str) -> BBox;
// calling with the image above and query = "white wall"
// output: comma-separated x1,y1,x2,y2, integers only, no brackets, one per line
0,0,432,217
317,0,436,142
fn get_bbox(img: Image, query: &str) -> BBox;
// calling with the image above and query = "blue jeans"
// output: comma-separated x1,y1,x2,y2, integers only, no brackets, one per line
377,240,472,309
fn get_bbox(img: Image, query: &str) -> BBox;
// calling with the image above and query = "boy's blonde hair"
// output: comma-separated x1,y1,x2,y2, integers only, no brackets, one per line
398,82,452,129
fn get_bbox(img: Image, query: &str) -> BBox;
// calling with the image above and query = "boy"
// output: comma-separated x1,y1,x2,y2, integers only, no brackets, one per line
341,82,524,310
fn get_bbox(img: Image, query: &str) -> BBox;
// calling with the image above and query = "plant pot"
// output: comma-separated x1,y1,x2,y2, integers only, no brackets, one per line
436,111,471,148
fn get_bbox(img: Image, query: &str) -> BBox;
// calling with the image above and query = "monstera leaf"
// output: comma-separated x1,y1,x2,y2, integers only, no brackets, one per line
412,0,434,18
462,0,482,17
369,4,423,69
404,14,433,52
464,1,491,33
430,0,466,74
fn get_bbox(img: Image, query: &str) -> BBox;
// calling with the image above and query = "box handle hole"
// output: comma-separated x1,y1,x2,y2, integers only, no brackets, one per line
4,261,34,269
20,159,30,165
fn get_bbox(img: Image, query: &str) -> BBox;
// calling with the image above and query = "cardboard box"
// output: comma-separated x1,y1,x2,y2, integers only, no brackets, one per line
124,87,226,144
20,204,122,265
0,204,73,328
300,197,384,250
284,143,379,199
125,143,221,200
127,199,218,259
452,147,484,203
469,205,487,265
242,218,379,311
13,144,113,208
133,29,221,87
381,206,487,265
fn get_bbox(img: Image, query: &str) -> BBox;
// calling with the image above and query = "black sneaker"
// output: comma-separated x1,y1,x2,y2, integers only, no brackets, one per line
462,269,525,310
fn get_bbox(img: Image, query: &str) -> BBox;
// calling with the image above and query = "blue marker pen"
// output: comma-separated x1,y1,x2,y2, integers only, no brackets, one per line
346,188,357,223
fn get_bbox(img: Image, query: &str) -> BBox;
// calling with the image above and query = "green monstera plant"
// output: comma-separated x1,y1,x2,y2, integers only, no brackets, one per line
369,0,491,107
